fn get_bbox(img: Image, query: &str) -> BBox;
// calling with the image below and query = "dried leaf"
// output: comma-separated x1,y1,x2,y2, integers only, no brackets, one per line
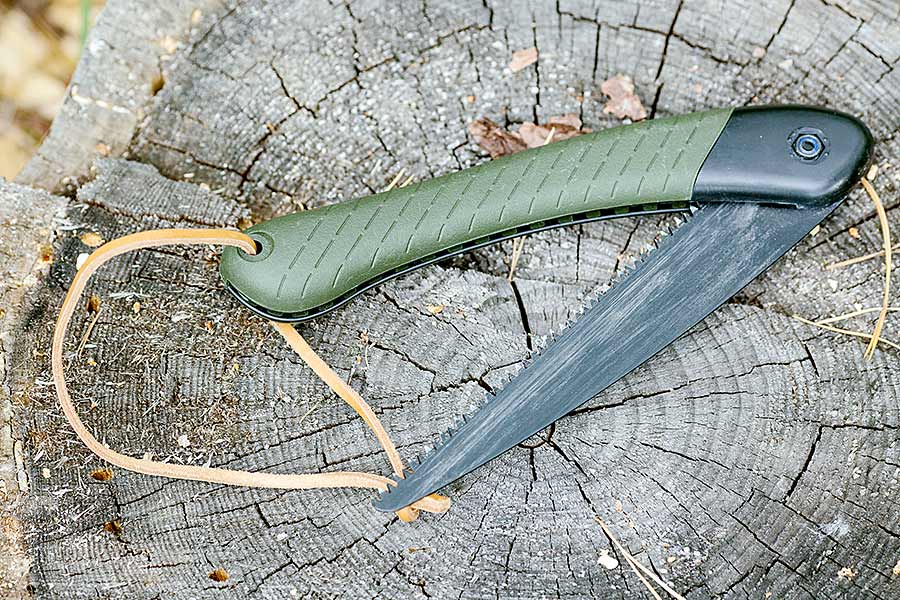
90,468,113,482
547,114,584,129
38,244,54,264
600,74,647,122
426,304,445,315
837,566,856,581
471,115,589,158
469,118,527,158
86,295,101,313
209,568,229,582
509,47,538,72
848,227,860,240
103,520,123,535
518,114,586,148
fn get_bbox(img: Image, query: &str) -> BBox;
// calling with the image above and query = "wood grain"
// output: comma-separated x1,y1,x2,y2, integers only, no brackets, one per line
3,0,899,597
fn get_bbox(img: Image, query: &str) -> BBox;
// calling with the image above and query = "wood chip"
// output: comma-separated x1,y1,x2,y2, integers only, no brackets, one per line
597,550,619,570
426,304,445,315
848,227,860,239
209,568,229,582
80,231,103,248
158,35,178,55
509,47,538,72
600,75,647,121
89,468,113,482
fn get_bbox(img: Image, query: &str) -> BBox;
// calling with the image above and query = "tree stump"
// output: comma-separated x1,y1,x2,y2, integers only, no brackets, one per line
2,1,898,598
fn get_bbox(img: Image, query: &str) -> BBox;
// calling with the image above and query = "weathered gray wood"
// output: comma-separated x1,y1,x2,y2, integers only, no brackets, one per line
5,0,899,598
0,182,67,599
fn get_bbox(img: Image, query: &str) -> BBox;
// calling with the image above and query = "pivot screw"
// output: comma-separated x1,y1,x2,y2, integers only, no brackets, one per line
793,133,824,160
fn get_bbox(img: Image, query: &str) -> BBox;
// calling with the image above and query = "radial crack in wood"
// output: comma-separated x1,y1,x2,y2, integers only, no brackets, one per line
4,0,899,598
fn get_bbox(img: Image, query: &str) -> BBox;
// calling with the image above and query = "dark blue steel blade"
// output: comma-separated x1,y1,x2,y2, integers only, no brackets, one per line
375,200,839,512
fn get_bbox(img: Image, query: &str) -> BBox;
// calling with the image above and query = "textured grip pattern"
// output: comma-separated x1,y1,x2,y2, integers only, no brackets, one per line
220,108,732,318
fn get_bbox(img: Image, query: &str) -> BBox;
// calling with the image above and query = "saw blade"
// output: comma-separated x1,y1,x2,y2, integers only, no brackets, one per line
374,199,840,512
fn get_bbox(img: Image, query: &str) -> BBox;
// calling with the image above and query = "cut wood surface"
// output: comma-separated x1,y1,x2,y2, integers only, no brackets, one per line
2,1,899,598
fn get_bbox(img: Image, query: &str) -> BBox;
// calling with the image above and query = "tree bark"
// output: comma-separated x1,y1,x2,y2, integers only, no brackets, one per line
3,1,899,598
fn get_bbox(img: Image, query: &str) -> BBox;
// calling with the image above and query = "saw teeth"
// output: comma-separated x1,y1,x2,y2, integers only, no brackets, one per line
475,211,685,388
387,211,698,501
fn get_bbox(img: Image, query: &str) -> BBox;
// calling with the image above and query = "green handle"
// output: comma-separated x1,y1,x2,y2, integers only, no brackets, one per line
220,108,732,320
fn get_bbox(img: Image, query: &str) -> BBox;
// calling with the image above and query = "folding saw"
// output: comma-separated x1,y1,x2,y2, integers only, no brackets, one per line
219,106,872,512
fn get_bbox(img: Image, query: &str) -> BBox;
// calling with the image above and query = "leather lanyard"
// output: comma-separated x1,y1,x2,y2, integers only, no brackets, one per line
52,229,449,521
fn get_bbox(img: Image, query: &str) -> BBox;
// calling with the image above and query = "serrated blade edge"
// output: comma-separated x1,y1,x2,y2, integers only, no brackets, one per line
375,200,839,512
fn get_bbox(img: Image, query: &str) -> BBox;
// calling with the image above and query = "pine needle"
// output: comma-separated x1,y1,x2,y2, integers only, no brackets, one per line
860,178,892,359
815,306,899,325
826,243,900,270
506,128,555,280
594,516,685,600
793,315,900,351
383,169,406,192
543,126,557,145
508,237,526,281
76,307,102,357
